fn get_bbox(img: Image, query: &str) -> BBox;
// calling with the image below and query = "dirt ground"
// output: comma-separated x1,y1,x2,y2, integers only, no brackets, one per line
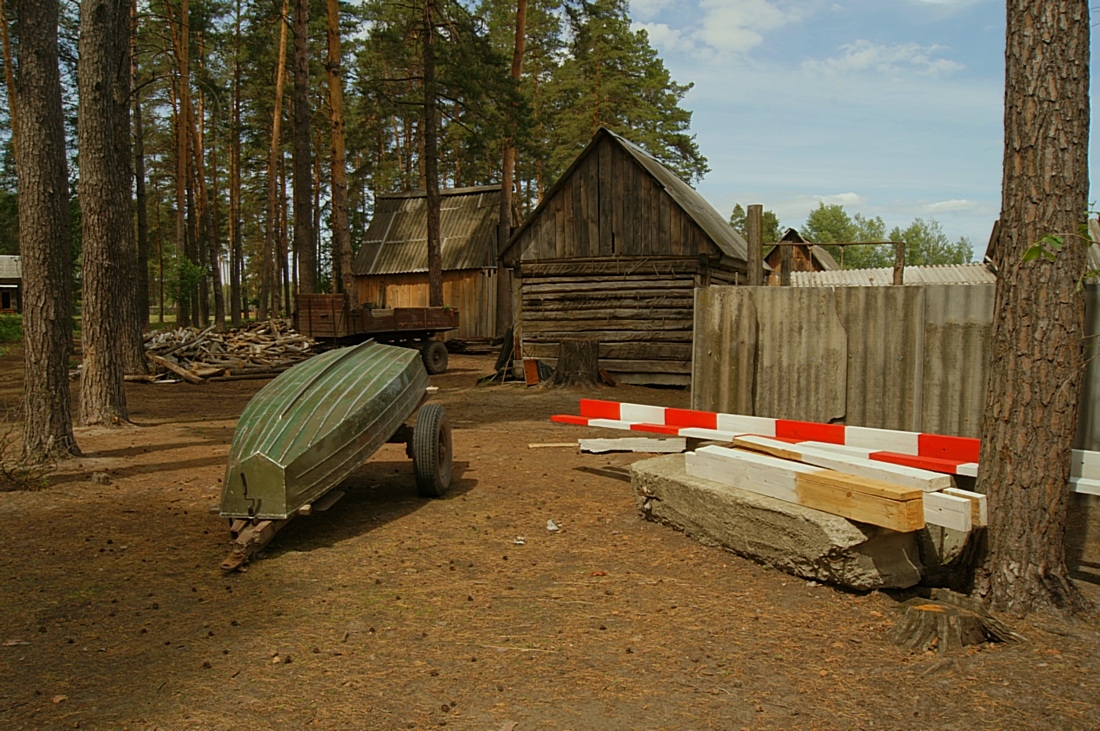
1,343,1099,731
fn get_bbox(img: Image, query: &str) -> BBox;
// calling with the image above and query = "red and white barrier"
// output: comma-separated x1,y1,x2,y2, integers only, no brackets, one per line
551,399,1099,495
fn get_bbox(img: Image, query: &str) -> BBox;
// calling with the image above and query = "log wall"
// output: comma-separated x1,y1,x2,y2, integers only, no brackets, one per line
518,257,711,386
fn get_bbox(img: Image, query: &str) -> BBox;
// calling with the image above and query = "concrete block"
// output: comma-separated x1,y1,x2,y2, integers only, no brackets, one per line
631,454,923,590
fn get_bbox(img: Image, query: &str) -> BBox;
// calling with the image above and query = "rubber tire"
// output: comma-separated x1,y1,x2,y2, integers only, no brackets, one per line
421,340,449,375
413,403,452,497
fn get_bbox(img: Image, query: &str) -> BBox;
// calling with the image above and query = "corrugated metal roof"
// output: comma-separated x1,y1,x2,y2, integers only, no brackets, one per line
503,127,749,262
791,263,995,287
352,186,501,276
0,255,20,280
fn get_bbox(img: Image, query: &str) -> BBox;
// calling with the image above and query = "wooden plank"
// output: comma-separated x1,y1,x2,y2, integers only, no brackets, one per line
611,143,624,255
147,354,204,384
523,358,541,386
588,152,601,254
519,257,703,278
942,487,988,526
794,465,923,502
1070,476,1100,496
519,307,692,321
523,318,693,334
687,445,925,532
524,297,695,312
923,491,973,532
795,473,926,532
732,435,953,492
660,188,673,256
598,139,613,255
1071,449,1100,480
579,437,686,454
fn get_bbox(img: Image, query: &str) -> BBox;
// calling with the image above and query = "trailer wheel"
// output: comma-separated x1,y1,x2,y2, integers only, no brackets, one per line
413,403,452,497
421,340,449,375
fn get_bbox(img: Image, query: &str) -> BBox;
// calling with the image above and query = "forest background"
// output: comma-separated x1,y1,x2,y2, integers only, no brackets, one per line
0,0,973,325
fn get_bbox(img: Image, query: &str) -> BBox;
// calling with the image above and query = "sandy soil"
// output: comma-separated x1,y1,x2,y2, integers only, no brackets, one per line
0,344,1098,731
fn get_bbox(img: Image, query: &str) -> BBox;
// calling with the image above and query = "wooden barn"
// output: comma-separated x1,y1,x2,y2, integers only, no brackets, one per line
501,127,750,385
763,228,838,286
352,185,501,340
0,255,21,313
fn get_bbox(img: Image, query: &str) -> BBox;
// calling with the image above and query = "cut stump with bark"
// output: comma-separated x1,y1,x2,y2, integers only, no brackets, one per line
544,339,600,388
888,589,1022,654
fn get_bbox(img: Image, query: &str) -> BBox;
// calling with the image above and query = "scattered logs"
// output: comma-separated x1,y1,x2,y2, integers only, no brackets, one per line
138,319,317,384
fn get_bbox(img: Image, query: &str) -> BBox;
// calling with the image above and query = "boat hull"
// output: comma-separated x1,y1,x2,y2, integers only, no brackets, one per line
220,340,429,520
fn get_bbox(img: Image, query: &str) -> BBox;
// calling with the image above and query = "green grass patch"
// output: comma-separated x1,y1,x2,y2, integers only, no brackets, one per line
0,314,22,343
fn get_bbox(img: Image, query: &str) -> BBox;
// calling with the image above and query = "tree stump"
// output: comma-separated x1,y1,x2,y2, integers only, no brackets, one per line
888,589,1021,653
543,338,600,388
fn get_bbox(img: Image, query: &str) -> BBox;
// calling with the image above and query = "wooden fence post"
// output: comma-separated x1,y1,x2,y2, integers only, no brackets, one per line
747,204,763,286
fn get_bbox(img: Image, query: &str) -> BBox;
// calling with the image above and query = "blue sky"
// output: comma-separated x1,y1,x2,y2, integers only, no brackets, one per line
629,0,1096,256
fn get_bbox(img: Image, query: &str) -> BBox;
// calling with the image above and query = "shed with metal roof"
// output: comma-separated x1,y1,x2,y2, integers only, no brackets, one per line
0,255,21,313
352,185,501,340
501,128,750,386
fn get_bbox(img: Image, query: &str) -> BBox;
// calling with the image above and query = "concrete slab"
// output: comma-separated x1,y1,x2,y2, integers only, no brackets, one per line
631,454,923,590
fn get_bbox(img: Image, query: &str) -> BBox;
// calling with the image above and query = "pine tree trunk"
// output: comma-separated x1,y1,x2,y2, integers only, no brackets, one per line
132,2,150,330
976,0,1091,615
78,0,130,426
15,0,80,460
263,0,290,319
186,86,223,330
423,0,443,307
1,0,19,160
228,0,243,325
326,0,356,309
228,5,241,322
115,0,145,375
292,0,314,297
168,0,192,327
496,0,526,339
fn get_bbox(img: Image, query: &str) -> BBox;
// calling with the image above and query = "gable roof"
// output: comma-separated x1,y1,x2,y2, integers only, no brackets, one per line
503,127,748,262
763,228,840,271
0,255,20,280
353,186,501,276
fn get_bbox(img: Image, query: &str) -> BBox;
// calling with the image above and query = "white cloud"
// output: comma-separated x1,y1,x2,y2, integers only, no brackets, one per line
696,0,796,56
923,198,979,213
635,23,695,56
819,192,867,207
804,40,965,77
631,0,675,22
633,0,801,60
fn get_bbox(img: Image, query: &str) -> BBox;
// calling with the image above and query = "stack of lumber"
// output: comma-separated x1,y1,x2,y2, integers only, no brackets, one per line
552,398,1100,533
139,319,316,384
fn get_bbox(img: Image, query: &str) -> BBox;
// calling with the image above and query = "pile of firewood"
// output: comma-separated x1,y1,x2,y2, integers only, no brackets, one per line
137,319,317,384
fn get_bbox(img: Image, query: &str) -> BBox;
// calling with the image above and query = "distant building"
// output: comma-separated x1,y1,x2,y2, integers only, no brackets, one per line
763,228,839,285
352,186,501,340
0,255,21,313
502,127,751,385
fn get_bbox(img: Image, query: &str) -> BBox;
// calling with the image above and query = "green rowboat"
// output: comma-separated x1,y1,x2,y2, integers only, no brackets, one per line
218,340,452,568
